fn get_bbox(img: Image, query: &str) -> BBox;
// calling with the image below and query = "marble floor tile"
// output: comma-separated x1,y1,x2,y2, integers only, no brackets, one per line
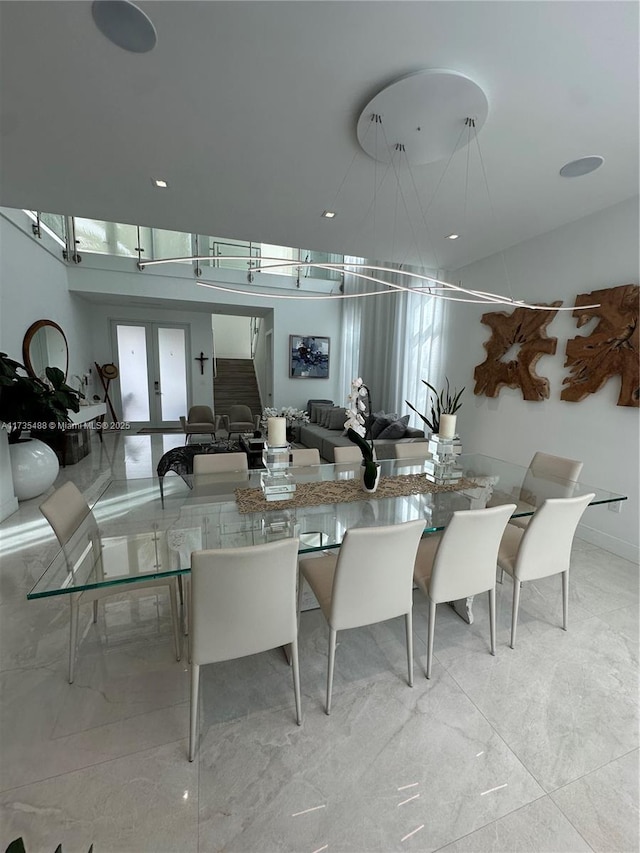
437,795,593,852
0,740,198,853
197,662,544,853
550,749,639,853
445,616,639,792
1,662,188,791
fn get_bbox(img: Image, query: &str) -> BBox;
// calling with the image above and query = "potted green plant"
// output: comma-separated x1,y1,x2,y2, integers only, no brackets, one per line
0,352,83,500
405,377,464,437
345,377,380,491
0,352,82,442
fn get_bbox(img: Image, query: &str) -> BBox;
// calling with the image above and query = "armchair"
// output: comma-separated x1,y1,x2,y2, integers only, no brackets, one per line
220,404,260,439
180,405,217,444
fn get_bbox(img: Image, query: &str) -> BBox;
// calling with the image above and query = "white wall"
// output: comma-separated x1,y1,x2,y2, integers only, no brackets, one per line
212,314,252,359
0,213,95,389
446,197,639,560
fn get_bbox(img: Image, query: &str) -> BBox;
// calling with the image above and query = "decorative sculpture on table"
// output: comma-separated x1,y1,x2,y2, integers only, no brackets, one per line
473,302,562,401
561,283,639,407
345,377,379,492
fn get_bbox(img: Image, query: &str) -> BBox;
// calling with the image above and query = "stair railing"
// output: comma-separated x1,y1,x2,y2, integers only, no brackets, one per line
250,317,261,359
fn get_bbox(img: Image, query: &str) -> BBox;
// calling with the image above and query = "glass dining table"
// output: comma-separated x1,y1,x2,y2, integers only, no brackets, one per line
28,454,626,623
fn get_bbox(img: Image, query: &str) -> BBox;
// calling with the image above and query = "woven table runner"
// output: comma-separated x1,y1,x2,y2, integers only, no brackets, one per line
235,473,477,514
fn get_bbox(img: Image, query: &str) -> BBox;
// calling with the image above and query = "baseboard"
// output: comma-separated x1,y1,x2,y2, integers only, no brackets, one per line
577,522,639,564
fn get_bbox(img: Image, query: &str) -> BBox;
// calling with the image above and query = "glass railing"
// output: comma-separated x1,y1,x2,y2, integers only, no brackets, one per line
29,211,343,281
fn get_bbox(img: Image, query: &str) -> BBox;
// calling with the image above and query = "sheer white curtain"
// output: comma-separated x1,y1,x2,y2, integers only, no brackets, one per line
399,280,447,427
340,260,446,421
338,257,366,407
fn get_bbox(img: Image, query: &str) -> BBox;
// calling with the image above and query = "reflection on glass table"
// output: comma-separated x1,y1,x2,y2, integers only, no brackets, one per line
29,454,626,621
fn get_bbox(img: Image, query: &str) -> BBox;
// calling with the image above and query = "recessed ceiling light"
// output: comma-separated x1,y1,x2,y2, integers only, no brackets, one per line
152,178,169,188
321,210,336,219
92,1,157,53
559,156,604,178
446,233,459,240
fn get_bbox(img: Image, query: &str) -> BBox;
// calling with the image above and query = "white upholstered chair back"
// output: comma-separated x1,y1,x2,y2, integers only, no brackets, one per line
393,442,431,460
329,520,425,631
291,448,321,466
510,493,594,583
522,451,583,501
40,482,102,578
333,445,364,464
193,452,248,475
428,505,516,603
190,539,299,664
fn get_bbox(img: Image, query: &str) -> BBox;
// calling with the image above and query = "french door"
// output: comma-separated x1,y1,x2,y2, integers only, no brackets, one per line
111,321,190,428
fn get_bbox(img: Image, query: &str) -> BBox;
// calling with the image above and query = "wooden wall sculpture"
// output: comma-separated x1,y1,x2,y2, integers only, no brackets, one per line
562,283,639,407
473,302,562,401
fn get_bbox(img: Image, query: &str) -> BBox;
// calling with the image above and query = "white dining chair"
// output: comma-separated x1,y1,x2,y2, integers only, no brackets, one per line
392,441,431,460
497,493,594,648
291,448,321,466
40,482,181,683
413,504,516,678
192,451,248,475
510,451,584,529
298,519,425,714
333,445,364,463
189,538,301,761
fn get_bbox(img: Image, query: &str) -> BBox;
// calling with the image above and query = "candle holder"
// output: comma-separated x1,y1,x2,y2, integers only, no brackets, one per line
425,434,463,485
260,442,296,501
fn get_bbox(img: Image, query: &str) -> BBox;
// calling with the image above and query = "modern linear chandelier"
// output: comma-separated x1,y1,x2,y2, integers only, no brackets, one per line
139,70,599,311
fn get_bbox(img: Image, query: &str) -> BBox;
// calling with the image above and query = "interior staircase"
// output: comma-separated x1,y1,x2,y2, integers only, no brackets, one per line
213,358,262,419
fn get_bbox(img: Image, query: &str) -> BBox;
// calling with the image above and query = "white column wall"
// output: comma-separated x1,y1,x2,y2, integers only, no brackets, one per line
445,197,639,560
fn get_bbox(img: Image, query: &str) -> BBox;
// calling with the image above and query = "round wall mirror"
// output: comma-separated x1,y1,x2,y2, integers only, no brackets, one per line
22,319,69,381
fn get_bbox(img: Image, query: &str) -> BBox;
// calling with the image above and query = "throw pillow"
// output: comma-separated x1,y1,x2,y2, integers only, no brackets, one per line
306,399,332,420
376,415,410,440
369,412,399,439
327,407,346,431
312,404,332,423
320,407,333,428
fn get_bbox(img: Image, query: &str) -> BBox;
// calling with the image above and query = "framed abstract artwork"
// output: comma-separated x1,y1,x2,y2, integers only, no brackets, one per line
289,335,330,378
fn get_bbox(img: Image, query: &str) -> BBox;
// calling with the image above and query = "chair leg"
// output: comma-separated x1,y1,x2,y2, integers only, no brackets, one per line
69,596,80,684
326,628,337,715
562,570,569,631
426,599,436,679
180,576,190,637
188,663,200,762
169,580,181,661
297,572,304,624
405,611,414,687
92,600,98,623
290,638,302,725
488,587,496,656
499,568,504,584
510,580,522,649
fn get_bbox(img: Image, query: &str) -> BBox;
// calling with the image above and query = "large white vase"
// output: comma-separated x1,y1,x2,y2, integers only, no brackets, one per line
9,438,59,501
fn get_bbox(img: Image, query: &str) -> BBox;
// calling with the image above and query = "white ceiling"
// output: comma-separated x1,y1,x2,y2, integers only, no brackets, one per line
0,1,638,272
